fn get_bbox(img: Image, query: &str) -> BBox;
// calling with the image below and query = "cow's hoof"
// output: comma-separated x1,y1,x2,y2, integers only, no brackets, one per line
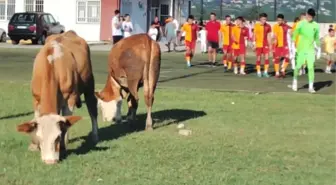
127,117,135,124
28,143,39,152
92,134,99,144
113,118,122,124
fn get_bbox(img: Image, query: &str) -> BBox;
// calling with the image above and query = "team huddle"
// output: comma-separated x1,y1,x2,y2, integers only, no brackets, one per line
181,8,333,93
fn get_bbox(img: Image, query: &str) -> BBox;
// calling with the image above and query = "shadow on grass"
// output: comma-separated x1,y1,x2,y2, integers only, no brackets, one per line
66,109,206,157
301,80,333,91
158,67,220,83
0,111,34,120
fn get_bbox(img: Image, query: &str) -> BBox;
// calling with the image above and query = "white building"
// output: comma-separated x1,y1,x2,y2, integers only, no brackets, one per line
0,0,184,42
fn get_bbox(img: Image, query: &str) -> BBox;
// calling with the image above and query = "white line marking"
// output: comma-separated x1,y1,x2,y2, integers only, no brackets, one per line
160,71,172,74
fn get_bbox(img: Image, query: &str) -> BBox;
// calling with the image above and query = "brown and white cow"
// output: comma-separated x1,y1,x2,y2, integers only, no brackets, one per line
95,33,161,130
16,31,99,164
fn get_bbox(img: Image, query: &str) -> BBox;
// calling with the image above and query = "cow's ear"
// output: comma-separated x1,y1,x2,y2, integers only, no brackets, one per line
60,116,82,130
17,121,37,133
110,76,121,89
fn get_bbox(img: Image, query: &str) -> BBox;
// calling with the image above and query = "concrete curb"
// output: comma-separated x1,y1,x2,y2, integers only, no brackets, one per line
87,42,111,46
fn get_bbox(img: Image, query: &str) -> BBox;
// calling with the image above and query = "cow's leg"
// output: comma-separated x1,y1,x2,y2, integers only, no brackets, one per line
143,80,155,131
84,85,99,143
61,95,76,147
126,80,139,123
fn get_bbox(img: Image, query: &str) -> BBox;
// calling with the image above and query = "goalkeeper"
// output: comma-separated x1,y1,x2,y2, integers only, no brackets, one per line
290,8,321,93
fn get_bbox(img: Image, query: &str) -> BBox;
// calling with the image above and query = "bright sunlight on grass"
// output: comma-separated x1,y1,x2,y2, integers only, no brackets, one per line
0,48,335,185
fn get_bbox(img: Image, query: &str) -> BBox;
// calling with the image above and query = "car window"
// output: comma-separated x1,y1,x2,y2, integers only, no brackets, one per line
42,15,50,24
11,13,36,23
48,15,56,24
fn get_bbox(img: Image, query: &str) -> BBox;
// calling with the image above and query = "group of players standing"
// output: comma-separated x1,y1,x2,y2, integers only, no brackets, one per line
181,8,324,93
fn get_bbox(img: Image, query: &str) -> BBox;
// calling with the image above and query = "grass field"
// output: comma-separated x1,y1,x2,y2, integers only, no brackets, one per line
0,48,335,185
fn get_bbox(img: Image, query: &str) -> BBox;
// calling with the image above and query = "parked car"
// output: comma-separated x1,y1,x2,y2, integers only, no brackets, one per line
0,28,7,42
8,12,65,45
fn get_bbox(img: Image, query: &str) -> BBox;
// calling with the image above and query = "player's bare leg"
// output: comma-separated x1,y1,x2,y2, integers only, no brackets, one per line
239,54,246,75
227,52,233,70
281,56,290,77
325,55,332,74
212,47,217,66
208,46,213,63
222,50,228,71
185,46,192,67
263,53,270,78
256,54,262,77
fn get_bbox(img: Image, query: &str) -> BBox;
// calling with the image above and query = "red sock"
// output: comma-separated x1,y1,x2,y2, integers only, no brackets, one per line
328,60,332,66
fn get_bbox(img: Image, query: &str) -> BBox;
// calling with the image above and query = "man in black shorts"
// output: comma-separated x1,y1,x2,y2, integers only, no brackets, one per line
205,13,221,66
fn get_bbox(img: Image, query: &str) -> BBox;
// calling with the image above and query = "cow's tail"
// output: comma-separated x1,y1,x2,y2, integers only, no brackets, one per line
147,40,161,99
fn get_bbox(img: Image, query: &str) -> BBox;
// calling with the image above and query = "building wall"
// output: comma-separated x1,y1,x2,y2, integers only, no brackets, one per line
44,0,100,41
100,0,119,41
120,0,147,34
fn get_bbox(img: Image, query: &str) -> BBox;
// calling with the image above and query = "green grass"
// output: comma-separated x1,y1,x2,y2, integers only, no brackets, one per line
0,48,335,185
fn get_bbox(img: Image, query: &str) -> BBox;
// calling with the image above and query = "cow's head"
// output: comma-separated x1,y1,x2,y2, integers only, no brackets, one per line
95,76,123,123
17,114,82,165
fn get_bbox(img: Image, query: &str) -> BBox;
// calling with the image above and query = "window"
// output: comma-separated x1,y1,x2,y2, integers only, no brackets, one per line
160,4,169,23
76,0,101,23
11,13,36,23
0,0,15,21
25,0,44,12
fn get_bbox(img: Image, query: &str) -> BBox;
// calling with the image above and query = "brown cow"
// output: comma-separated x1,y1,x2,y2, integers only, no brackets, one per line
95,33,161,130
16,31,99,164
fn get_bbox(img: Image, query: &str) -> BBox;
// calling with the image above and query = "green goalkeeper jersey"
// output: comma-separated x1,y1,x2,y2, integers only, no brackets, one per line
292,20,320,53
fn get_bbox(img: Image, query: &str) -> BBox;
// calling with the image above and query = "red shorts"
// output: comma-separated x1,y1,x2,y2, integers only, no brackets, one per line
255,46,270,55
223,45,232,53
274,47,289,58
233,45,246,56
185,41,196,50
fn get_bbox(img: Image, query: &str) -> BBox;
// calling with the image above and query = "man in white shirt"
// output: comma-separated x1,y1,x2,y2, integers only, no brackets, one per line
148,22,158,41
112,10,123,44
172,17,180,46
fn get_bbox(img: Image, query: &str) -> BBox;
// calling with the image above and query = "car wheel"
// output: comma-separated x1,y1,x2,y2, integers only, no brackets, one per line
39,34,46,45
0,33,6,42
12,39,19,45
32,39,38,45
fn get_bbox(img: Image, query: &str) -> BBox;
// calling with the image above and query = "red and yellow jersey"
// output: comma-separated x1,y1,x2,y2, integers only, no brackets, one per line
232,26,249,49
220,23,235,46
272,23,291,48
292,21,301,46
254,22,272,48
181,23,198,42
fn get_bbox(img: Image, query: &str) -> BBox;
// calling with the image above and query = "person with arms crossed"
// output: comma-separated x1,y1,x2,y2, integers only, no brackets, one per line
290,8,321,93
181,15,199,67
112,10,123,44
231,16,250,75
323,28,336,74
272,14,292,78
220,15,235,72
148,22,158,41
122,14,134,38
205,12,221,67
253,13,272,77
